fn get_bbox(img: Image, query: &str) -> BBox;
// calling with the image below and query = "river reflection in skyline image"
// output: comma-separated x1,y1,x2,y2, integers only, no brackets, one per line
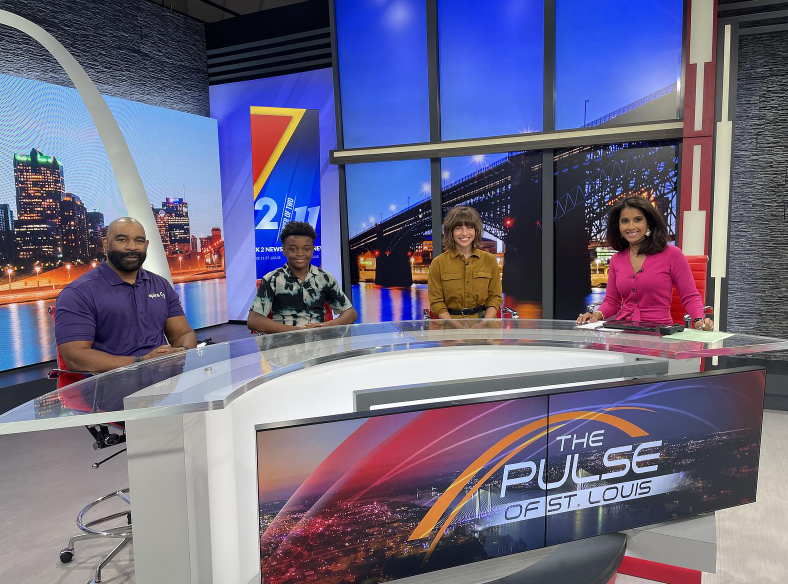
0,278,228,372
351,283,541,322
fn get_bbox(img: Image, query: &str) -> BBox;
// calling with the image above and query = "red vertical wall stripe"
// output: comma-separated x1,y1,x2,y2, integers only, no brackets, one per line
678,0,718,256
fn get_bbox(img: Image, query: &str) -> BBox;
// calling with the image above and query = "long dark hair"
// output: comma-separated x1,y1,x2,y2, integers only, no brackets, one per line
606,196,668,254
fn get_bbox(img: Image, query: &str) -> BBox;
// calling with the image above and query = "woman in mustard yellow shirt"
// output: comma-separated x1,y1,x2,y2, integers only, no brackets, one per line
428,205,503,319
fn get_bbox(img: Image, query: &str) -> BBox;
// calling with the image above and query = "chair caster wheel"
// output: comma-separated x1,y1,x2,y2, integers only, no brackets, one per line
60,549,74,563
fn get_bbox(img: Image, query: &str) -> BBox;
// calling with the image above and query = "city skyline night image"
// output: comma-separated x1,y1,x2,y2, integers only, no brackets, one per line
0,72,226,371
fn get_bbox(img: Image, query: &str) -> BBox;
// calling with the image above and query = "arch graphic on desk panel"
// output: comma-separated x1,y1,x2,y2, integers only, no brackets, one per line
0,10,172,284
408,409,650,559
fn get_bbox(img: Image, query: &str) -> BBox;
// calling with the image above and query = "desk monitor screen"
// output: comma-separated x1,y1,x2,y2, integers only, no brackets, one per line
256,368,764,584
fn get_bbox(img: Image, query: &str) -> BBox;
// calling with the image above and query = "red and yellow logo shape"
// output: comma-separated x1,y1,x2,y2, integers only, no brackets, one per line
250,106,305,200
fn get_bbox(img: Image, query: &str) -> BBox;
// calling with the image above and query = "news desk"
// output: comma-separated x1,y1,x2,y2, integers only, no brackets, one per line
1,320,786,584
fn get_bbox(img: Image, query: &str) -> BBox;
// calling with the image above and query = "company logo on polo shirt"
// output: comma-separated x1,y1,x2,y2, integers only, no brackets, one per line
148,292,165,299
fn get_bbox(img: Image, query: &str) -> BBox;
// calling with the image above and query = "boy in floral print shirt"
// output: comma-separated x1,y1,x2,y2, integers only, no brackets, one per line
247,222,357,334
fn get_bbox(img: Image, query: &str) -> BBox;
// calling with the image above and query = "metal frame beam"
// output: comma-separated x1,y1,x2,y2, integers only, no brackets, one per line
330,121,684,165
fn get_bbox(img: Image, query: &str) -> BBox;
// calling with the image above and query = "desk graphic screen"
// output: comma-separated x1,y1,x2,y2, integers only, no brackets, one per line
256,368,764,583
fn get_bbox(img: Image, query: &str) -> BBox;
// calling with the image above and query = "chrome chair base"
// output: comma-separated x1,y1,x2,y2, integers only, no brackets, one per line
59,489,132,584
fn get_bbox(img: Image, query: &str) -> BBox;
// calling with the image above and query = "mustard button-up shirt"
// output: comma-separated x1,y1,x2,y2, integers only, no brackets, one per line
428,248,503,318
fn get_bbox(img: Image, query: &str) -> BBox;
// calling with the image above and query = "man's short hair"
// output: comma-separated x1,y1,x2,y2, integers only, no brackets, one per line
279,221,316,243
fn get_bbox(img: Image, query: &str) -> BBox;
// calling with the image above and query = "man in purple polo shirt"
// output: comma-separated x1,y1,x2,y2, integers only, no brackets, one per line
55,217,196,373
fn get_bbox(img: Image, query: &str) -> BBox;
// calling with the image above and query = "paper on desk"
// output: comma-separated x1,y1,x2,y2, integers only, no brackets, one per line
664,329,733,342
575,321,605,330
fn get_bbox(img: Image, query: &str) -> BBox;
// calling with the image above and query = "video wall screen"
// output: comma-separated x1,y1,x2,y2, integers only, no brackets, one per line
257,368,765,583
441,152,542,318
438,0,543,140
250,107,322,280
209,68,340,321
555,0,683,130
553,141,680,320
0,72,224,372
346,159,432,322
335,0,430,148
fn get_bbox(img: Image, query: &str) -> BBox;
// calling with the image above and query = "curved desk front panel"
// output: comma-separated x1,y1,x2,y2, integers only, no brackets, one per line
0,320,782,584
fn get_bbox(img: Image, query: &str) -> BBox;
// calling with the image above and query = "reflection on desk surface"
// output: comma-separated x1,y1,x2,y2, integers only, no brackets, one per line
0,319,786,433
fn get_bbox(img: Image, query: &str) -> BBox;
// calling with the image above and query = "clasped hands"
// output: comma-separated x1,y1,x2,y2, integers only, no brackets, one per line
143,345,187,360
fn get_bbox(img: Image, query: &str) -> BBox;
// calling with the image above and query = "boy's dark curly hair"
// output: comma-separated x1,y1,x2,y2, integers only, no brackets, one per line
279,221,316,243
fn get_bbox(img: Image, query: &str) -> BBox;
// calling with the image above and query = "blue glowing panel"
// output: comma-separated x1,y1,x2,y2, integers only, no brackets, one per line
346,160,431,239
438,0,544,140
555,0,683,130
336,0,430,148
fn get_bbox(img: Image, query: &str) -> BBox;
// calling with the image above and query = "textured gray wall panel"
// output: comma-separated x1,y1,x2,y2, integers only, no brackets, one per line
0,0,208,116
728,31,788,351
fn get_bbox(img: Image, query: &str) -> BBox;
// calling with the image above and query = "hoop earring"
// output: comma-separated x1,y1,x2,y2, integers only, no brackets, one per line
645,229,651,237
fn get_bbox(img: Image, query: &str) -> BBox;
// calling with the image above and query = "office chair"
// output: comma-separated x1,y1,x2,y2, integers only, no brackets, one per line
48,306,132,584
422,306,520,320
586,255,713,327
669,255,713,326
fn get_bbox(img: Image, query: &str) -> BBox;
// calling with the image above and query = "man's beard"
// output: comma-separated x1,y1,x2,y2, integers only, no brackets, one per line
107,250,146,273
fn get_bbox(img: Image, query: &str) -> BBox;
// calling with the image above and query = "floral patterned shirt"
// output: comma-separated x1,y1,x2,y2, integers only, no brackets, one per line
250,264,353,326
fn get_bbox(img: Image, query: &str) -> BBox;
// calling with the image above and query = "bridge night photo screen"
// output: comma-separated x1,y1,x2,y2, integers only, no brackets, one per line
346,142,678,323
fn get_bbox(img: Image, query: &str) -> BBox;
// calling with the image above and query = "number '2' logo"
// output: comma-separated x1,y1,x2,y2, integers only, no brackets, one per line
255,197,320,230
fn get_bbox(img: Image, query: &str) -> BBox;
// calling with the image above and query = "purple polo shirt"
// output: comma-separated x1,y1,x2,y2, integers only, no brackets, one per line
54,260,185,357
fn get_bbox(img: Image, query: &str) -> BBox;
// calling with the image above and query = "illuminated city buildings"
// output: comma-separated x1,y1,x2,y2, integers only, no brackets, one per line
0,204,13,264
10,149,218,268
60,193,89,261
11,150,100,263
13,149,64,260
86,211,105,259
151,197,191,256
163,197,190,255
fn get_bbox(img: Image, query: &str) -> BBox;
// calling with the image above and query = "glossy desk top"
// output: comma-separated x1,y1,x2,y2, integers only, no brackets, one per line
1,319,785,434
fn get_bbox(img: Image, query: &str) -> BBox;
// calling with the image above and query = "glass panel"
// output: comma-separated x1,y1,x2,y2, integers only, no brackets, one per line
335,0,430,148
3,321,786,435
553,141,680,320
438,0,543,140
346,160,432,321
441,152,542,318
555,0,683,130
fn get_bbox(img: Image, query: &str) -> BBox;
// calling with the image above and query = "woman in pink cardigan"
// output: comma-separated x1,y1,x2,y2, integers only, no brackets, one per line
576,196,714,330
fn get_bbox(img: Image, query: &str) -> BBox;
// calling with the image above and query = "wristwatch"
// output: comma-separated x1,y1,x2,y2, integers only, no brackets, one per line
134,355,144,363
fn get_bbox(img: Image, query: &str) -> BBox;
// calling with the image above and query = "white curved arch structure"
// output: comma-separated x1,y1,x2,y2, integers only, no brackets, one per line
0,10,172,283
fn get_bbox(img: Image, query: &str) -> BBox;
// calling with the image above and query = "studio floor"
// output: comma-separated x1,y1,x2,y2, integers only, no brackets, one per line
1,410,786,584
